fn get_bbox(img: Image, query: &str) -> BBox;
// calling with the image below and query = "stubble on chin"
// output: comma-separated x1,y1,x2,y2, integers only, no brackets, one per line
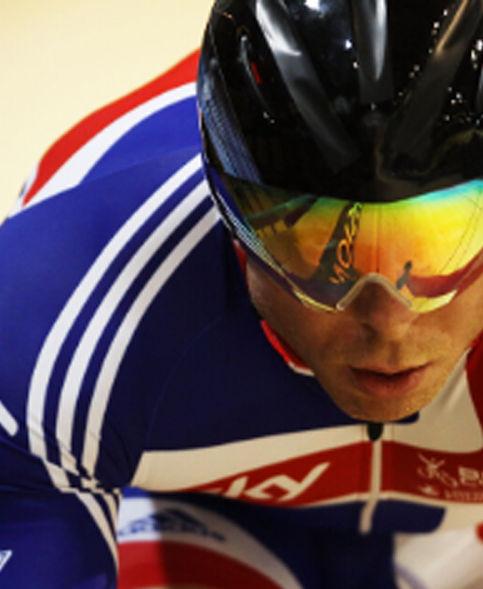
311,354,462,423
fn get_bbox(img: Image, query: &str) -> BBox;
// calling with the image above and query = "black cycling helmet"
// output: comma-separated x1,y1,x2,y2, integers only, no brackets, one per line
197,0,483,313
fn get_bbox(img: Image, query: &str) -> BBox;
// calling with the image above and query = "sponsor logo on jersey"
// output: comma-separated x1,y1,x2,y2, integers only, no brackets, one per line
189,444,371,507
384,444,483,503
205,461,330,503
416,452,483,501
117,507,224,542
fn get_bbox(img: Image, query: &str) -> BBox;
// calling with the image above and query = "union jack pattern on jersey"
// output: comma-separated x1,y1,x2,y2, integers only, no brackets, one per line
1,52,483,589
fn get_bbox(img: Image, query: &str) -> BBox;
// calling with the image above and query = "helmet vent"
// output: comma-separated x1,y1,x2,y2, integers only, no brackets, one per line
255,0,359,172
351,0,394,104
239,32,277,123
388,0,483,157
476,68,483,113
472,37,483,113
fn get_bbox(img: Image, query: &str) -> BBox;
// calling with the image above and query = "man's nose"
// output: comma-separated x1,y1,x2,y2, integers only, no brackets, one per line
345,282,419,340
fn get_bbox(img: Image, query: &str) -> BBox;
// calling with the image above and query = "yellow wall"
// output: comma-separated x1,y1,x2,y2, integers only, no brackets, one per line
0,0,213,219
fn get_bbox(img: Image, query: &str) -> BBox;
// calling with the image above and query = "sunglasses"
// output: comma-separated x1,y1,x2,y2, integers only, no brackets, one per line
212,170,483,314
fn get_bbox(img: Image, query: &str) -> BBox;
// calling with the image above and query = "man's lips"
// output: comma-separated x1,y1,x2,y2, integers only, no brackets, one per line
350,363,431,398
352,364,426,375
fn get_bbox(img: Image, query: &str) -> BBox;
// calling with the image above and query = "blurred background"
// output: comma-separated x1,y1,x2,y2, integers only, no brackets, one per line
0,0,213,220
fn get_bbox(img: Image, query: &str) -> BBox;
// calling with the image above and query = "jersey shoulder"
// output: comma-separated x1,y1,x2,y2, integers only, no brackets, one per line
13,51,201,213
0,52,244,490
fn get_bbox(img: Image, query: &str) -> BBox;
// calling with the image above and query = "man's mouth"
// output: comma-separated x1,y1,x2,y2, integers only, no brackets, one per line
350,364,430,398
352,364,425,375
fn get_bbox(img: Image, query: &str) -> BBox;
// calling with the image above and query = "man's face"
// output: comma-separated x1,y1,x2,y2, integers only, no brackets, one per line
247,262,483,422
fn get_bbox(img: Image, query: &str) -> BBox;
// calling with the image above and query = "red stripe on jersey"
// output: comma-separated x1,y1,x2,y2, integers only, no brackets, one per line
189,444,369,507
260,320,311,374
118,541,282,589
233,240,248,274
22,50,200,206
231,240,312,374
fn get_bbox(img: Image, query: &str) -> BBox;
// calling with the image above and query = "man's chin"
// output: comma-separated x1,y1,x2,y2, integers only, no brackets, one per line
333,397,420,423
316,362,444,423
315,375,436,423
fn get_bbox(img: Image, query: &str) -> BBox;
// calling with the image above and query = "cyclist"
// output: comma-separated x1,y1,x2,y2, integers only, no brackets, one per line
1,1,483,587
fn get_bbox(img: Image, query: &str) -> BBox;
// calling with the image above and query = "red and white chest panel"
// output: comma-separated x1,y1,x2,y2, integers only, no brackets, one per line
132,337,483,533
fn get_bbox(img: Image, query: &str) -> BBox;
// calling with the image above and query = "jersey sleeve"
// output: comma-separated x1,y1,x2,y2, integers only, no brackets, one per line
0,490,118,588
0,197,122,580
0,51,204,588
